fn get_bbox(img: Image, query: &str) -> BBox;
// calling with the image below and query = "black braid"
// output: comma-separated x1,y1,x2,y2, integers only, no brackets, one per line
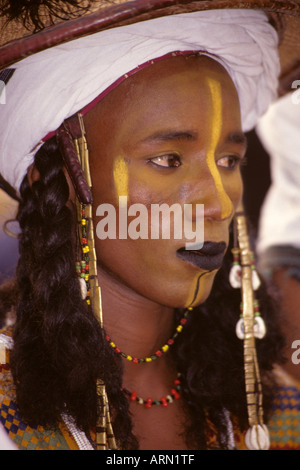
10,137,138,449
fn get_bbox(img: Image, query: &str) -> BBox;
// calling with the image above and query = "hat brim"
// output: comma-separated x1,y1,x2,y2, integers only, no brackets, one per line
0,0,300,95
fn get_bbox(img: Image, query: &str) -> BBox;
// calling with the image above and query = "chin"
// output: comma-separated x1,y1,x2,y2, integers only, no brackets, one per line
182,269,218,309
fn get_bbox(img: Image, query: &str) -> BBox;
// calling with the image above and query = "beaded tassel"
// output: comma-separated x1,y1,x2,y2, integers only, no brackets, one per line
74,113,116,449
76,206,91,304
234,208,269,450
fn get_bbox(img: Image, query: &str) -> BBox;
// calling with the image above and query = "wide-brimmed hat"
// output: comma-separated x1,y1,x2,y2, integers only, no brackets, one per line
0,0,299,95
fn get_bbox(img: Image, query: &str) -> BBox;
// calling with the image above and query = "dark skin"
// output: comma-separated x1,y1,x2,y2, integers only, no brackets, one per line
29,55,246,449
82,55,246,449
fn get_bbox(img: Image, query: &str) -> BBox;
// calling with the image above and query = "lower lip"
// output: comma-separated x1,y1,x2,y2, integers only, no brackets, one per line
176,250,225,271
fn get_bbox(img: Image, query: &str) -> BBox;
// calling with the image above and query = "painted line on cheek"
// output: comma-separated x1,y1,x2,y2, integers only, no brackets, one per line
113,156,129,205
185,271,210,307
206,78,232,219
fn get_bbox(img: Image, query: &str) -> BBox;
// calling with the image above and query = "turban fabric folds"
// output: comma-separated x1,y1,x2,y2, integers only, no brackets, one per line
0,9,279,192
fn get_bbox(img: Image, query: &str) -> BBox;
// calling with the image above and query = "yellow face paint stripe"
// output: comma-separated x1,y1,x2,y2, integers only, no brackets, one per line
206,78,232,219
113,156,129,202
185,271,211,308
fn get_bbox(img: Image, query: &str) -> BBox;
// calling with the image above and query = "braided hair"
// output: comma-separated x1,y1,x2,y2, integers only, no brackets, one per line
8,136,284,449
10,136,137,449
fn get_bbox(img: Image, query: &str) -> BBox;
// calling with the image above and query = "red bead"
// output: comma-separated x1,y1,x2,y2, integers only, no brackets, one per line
130,391,137,401
171,388,180,399
160,397,168,407
133,357,139,364
105,335,110,341
115,348,121,354
167,339,174,345
180,318,187,325
145,398,152,408
174,379,181,386
155,350,163,357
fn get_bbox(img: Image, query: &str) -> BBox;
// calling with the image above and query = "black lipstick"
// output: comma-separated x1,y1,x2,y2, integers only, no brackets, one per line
176,241,227,271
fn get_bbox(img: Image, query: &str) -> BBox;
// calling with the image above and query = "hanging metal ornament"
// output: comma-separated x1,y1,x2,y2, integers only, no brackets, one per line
234,207,270,450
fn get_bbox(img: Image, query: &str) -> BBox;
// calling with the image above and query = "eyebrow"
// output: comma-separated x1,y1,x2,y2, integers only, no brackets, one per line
140,130,198,143
140,129,248,149
225,132,248,150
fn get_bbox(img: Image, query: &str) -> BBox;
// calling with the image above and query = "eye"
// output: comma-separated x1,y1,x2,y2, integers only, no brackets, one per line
217,155,242,170
148,154,182,168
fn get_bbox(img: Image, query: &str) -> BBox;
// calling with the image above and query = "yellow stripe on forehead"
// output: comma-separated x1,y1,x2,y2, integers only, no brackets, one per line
113,156,129,201
206,77,232,219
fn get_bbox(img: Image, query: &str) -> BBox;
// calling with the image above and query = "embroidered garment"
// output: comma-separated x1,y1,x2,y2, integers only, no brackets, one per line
267,368,300,450
1,328,300,450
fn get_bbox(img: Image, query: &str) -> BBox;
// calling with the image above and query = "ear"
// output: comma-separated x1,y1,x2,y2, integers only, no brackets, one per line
27,163,40,187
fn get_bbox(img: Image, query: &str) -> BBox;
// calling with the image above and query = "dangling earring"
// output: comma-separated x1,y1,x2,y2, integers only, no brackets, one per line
230,214,266,341
231,207,269,450
56,113,117,450
229,217,261,292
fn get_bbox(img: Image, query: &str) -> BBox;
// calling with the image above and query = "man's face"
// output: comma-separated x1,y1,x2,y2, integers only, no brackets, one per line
84,55,245,309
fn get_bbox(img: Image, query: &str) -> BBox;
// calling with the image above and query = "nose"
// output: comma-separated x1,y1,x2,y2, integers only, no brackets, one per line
185,162,233,222
203,160,233,221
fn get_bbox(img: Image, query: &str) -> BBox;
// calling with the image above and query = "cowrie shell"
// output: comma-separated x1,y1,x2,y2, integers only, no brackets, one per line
235,317,245,339
253,316,266,339
245,424,270,450
252,269,261,290
235,317,266,340
229,264,242,288
79,277,87,300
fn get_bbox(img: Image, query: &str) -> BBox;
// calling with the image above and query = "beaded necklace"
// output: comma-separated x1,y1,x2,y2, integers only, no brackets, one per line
122,375,181,408
105,307,193,364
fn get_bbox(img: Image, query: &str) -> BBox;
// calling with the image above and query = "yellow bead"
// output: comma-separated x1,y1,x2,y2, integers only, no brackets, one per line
86,299,91,305
127,356,133,361
176,325,183,332
145,357,152,362
110,342,116,348
85,274,89,282
82,219,86,225
162,345,169,352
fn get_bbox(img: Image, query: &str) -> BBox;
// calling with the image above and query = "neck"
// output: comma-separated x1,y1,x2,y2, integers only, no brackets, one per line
98,267,176,360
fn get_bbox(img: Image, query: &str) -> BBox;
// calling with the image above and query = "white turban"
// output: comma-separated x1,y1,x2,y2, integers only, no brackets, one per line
0,9,279,192
257,92,300,254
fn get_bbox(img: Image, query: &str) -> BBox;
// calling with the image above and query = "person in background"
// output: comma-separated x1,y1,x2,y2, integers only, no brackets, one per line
257,93,300,382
